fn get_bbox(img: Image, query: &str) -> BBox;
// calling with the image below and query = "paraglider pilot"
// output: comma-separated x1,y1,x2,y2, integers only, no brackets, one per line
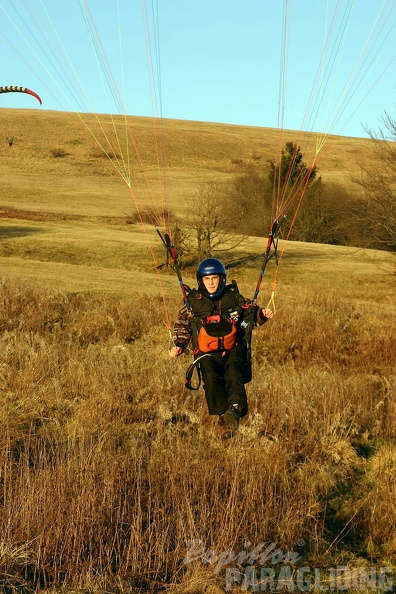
170,258,273,439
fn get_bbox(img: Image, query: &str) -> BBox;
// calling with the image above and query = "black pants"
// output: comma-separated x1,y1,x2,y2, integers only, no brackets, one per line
199,344,248,417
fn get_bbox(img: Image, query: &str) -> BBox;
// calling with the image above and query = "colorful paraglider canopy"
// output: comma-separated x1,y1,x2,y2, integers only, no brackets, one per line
0,85,42,106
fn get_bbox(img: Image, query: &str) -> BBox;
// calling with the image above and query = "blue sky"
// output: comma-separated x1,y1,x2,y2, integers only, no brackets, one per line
0,0,395,139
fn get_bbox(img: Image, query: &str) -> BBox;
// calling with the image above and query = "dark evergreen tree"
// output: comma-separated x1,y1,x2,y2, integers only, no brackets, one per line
268,141,317,191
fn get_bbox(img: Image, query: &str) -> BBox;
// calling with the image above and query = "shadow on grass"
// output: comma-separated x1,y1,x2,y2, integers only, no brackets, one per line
228,245,342,270
0,225,45,239
226,250,297,269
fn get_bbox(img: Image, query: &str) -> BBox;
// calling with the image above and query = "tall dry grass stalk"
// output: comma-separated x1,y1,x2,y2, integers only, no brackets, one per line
0,277,394,592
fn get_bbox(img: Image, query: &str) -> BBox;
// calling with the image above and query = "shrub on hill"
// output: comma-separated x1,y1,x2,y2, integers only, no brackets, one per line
50,147,69,158
192,134,396,255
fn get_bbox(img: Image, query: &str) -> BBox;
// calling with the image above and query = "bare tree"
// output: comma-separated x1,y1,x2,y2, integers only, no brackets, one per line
351,112,396,251
183,180,247,263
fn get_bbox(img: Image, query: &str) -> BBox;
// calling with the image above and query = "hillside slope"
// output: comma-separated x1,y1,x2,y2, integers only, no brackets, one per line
0,107,389,298
1,108,375,218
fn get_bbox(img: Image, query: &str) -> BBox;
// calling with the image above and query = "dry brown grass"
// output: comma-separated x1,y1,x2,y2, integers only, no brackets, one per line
0,108,376,221
0,268,394,593
0,109,395,592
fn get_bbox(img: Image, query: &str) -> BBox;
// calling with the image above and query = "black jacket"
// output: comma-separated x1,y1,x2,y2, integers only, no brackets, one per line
172,282,267,351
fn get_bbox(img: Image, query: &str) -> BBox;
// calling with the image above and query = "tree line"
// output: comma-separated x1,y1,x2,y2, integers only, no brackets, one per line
169,111,395,266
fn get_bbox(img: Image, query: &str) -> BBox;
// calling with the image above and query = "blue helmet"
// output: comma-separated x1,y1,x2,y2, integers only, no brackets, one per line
196,258,227,299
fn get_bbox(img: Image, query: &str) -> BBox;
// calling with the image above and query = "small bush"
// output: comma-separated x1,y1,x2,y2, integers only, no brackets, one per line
50,147,69,158
90,147,121,160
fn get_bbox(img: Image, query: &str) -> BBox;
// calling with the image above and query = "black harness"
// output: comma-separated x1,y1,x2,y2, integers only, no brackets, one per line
184,282,255,390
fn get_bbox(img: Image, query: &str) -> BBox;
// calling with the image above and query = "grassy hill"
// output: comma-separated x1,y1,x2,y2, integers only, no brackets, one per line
0,108,395,593
1,107,375,216
0,107,382,295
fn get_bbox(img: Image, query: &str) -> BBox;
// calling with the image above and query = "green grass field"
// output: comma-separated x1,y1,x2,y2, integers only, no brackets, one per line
0,108,395,593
